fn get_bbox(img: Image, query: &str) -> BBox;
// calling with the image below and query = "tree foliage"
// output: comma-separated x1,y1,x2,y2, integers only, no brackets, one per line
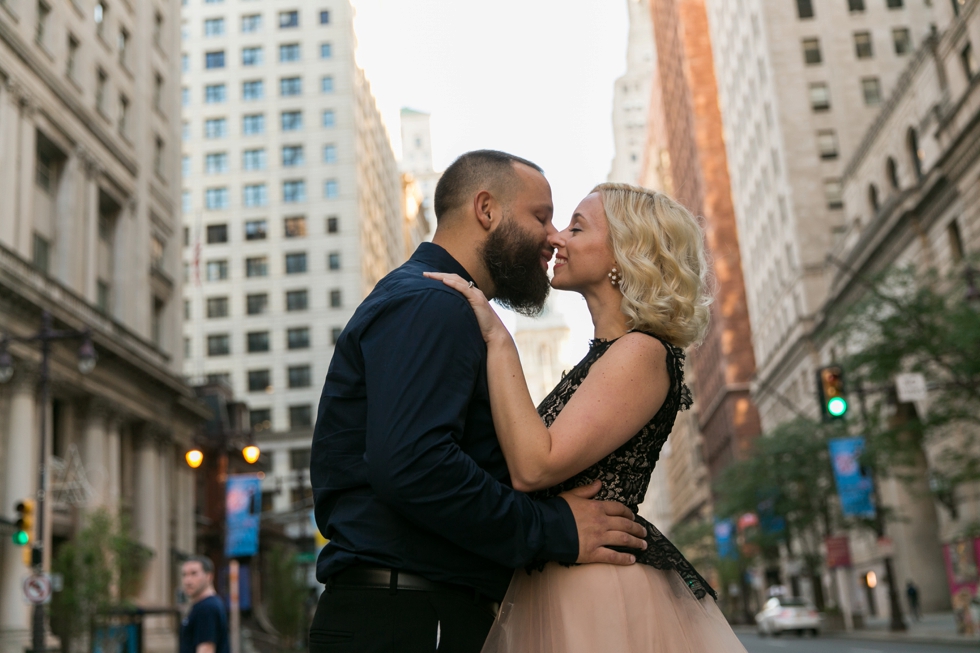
263,544,308,649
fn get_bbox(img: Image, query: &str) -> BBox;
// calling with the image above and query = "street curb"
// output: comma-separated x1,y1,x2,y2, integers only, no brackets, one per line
823,630,980,648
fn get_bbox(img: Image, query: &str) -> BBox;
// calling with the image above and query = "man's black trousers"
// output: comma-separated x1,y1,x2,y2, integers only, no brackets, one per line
309,583,496,653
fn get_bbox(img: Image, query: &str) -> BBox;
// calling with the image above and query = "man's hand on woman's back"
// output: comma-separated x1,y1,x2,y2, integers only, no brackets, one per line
560,481,648,565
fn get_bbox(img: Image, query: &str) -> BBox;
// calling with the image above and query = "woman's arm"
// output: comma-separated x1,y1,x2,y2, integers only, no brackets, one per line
424,273,671,492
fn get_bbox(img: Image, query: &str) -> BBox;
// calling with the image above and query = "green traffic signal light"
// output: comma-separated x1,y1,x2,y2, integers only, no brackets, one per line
12,530,28,546
827,397,848,418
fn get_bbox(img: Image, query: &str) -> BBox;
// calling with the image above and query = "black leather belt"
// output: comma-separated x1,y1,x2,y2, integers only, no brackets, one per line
327,567,499,616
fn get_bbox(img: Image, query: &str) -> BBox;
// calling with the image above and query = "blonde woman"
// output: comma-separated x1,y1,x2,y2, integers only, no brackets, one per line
427,184,747,652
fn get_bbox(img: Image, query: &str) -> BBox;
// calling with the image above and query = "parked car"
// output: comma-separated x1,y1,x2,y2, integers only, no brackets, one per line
755,596,821,636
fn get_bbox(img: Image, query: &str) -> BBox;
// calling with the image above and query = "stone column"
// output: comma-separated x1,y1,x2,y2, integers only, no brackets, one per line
15,95,37,257
0,372,37,653
105,417,121,514
81,400,110,508
133,428,162,606
80,153,101,304
0,76,17,246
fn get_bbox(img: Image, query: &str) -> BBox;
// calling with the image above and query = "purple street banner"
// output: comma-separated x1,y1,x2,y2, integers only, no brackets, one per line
828,437,876,518
226,474,262,558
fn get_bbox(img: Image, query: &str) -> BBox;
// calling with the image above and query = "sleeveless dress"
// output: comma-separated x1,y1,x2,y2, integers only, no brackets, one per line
481,333,747,653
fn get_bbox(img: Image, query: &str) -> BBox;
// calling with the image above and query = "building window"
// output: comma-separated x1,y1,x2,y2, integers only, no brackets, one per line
953,0,966,17
246,293,268,315
280,11,299,28
802,38,821,65
286,289,308,311
181,53,189,73
96,69,107,114
289,405,312,429
848,0,865,11
285,253,308,274
243,148,266,170
246,256,268,278
796,0,814,19
290,448,311,471
282,145,304,167
287,327,311,350
281,110,303,131
322,109,336,128
320,43,332,59
908,127,924,179
119,95,130,136
182,87,190,106
206,224,228,244
205,83,227,103
206,259,228,281
321,76,334,93
326,216,339,233
948,219,965,263
67,35,79,78
329,289,342,308
328,252,341,270
153,11,163,47
817,130,838,159
204,17,225,37
242,14,261,33
97,280,110,312
824,179,843,209
205,117,228,138
244,183,268,207
205,152,229,174
205,188,229,210
243,113,266,135
182,155,191,178
283,180,307,203
886,0,903,8
245,220,267,241
33,233,50,273
861,77,882,105
319,10,330,24
962,43,977,81
288,365,312,388
206,296,229,318
284,216,307,237
242,46,262,66
809,83,831,111
95,2,107,39
205,50,225,69
893,28,912,55
207,334,231,356
280,76,302,96
330,327,342,345
280,43,301,62
153,74,164,112
118,28,129,67
324,179,339,198
248,369,271,392
36,1,50,45
854,32,873,59
154,137,166,177
250,409,272,432
247,331,270,353
886,157,900,189
206,373,231,387
323,144,338,163
868,184,880,213
243,80,264,100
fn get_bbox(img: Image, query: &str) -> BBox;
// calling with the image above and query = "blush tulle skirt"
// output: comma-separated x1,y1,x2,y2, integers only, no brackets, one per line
481,562,747,653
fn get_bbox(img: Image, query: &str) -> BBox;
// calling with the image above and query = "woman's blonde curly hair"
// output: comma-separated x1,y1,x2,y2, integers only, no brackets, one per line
592,183,712,348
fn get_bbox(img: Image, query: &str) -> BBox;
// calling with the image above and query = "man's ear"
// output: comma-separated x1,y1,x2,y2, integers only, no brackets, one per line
472,190,497,231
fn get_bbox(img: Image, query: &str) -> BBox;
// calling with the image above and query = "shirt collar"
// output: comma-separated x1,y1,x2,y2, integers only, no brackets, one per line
411,242,477,285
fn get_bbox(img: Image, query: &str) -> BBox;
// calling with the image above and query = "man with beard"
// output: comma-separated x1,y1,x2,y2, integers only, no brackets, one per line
308,150,647,653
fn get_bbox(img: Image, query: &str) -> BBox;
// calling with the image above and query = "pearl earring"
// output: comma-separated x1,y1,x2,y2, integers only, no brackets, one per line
608,267,622,286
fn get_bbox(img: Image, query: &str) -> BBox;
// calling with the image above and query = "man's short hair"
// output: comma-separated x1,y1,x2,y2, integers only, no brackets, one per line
433,150,544,224
183,555,214,575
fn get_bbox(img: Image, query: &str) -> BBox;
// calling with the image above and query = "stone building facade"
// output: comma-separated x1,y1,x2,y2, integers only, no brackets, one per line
0,0,206,651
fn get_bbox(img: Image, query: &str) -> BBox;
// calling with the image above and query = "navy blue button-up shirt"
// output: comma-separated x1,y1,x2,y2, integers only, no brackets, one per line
311,243,579,599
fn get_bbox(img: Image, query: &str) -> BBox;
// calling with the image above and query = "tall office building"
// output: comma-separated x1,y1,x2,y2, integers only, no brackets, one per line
0,1,205,651
399,107,440,237
609,0,656,184
702,0,935,428
179,0,404,530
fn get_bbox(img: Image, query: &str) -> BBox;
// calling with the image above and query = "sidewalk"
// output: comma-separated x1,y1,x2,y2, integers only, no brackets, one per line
828,612,980,648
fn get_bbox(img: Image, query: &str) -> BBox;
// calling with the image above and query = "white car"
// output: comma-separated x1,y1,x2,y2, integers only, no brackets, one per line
755,596,821,637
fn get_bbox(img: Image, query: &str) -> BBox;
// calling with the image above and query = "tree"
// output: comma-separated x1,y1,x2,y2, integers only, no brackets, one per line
263,544,308,649
50,509,153,653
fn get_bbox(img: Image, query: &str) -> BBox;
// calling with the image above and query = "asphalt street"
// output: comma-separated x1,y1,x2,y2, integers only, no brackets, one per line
736,631,974,653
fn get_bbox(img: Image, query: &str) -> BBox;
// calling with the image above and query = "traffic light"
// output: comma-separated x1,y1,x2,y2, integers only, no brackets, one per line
817,366,848,420
13,500,34,565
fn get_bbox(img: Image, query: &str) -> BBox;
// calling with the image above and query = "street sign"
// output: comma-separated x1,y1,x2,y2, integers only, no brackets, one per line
895,373,928,403
23,574,51,604
825,535,852,568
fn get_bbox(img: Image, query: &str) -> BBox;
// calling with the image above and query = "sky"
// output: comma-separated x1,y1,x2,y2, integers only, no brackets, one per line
351,0,632,364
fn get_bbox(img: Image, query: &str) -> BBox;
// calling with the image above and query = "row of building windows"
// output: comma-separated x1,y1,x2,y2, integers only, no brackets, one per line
184,179,338,211
194,251,343,282
203,325,342,358
185,216,339,246
184,43,332,70
188,287,344,320
244,404,313,431
801,28,912,65
187,77,334,104
184,110,336,140
182,8,331,36
797,0,906,20
807,77,883,111
182,145,338,177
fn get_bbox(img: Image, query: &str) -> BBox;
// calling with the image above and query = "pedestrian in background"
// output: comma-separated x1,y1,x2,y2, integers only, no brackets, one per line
180,556,230,653
906,580,920,621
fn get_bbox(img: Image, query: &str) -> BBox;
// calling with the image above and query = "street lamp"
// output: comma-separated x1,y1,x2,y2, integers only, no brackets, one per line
242,445,260,465
0,311,96,653
186,449,205,469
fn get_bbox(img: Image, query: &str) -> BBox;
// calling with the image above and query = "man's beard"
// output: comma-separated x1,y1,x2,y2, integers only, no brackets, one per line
480,214,551,317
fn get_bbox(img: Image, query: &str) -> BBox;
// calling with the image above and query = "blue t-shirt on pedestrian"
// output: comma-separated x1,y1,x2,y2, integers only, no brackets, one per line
180,595,229,653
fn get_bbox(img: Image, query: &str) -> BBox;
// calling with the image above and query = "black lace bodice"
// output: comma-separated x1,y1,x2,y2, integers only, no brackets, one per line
530,332,717,601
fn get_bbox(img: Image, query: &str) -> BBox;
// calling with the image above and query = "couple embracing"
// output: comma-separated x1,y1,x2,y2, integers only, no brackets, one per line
309,150,747,652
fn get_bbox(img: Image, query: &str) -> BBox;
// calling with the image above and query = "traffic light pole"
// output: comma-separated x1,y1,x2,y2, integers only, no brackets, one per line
855,380,907,632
